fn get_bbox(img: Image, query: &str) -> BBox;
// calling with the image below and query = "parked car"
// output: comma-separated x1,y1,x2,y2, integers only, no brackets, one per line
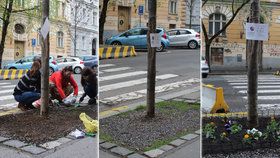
167,28,200,49
201,56,209,78
56,56,85,74
78,55,98,68
105,27,169,52
3,55,59,75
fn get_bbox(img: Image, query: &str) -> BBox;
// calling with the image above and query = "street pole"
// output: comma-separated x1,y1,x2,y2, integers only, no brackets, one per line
247,0,260,128
41,0,50,117
146,0,156,118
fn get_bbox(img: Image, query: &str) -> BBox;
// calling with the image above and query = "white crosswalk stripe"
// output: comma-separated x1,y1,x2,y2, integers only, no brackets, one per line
99,64,199,104
226,75,280,110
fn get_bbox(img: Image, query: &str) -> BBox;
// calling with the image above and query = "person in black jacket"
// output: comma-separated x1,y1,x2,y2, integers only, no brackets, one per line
13,60,41,111
79,67,97,105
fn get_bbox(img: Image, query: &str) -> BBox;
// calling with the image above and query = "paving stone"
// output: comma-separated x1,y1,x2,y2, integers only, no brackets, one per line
159,145,174,151
144,149,165,158
99,139,106,144
110,146,134,156
169,139,186,147
3,140,28,148
195,130,201,135
127,153,148,158
0,136,9,142
21,145,46,154
99,142,117,149
57,137,72,144
181,134,199,141
40,141,62,149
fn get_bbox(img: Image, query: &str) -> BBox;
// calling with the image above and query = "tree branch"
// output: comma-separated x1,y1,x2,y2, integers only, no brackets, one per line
202,0,208,7
202,21,209,45
12,6,39,13
209,0,250,43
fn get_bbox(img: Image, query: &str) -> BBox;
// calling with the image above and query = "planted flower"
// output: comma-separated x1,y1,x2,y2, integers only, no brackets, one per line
203,122,217,139
264,118,280,141
243,128,263,144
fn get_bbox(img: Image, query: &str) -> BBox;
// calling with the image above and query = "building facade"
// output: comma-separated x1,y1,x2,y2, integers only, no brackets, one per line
101,0,187,41
66,0,99,56
0,0,72,66
202,0,280,70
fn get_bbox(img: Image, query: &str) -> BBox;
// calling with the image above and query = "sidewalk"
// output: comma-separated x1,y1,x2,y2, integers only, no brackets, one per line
0,137,98,158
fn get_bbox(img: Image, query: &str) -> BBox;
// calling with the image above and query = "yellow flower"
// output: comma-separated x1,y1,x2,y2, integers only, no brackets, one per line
210,122,215,126
222,132,227,136
244,134,250,139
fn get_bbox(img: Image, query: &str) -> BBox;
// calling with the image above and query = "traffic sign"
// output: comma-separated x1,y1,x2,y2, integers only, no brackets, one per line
138,5,144,15
32,38,36,47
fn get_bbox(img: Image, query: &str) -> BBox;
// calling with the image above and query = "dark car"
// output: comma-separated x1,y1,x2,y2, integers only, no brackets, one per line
78,55,98,68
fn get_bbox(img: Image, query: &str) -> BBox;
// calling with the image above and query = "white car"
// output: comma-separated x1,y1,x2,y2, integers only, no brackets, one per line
167,28,200,49
201,56,209,78
57,57,85,74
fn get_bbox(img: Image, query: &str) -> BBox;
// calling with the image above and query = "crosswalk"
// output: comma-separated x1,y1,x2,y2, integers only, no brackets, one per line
99,64,200,105
224,75,280,110
0,82,18,110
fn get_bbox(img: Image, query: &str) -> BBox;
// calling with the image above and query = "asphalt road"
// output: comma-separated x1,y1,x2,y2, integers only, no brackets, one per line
203,74,280,112
99,48,200,111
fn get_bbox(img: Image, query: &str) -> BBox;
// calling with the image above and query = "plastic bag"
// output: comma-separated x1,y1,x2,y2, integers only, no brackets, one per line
63,95,77,105
79,113,98,133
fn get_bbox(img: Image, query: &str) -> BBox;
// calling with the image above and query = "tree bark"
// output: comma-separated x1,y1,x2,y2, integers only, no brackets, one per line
40,0,50,117
0,0,13,68
146,0,156,118
247,0,260,128
99,0,110,44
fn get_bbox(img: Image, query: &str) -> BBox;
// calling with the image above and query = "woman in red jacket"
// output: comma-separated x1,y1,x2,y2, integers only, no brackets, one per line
49,66,79,103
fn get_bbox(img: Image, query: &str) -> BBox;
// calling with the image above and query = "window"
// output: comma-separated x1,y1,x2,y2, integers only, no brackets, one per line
57,32,64,48
15,24,25,34
127,28,141,36
209,13,226,36
169,24,176,29
169,0,177,14
145,0,148,12
93,12,97,25
62,3,65,17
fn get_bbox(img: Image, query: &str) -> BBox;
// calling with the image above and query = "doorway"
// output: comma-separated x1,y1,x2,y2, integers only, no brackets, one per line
118,6,131,32
14,41,25,60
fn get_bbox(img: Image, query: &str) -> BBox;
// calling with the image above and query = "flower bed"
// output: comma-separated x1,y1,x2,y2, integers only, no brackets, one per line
202,116,280,155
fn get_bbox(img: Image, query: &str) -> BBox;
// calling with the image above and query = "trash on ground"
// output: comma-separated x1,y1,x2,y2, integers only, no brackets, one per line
69,129,85,139
79,113,98,133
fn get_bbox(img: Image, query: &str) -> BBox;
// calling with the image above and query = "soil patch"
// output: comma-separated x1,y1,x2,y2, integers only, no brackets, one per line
202,116,280,155
0,106,97,145
100,101,200,152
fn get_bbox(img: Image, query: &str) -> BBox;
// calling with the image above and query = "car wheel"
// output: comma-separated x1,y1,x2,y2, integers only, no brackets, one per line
156,43,165,52
188,40,198,49
9,67,16,69
49,67,54,76
74,67,82,74
202,73,208,78
112,41,121,46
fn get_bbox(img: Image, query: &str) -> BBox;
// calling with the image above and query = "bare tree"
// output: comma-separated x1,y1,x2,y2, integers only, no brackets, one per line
146,0,157,118
247,0,260,128
202,0,250,70
186,0,196,29
0,0,39,68
68,0,88,56
99,0,110,44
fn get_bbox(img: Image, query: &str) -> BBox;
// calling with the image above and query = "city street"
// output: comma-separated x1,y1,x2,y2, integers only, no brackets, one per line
99,48,200,112
203,74,280,112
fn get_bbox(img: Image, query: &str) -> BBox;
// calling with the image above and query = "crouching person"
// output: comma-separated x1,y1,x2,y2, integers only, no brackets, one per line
13,61,41,111
79,67,97,105
49,66,79,104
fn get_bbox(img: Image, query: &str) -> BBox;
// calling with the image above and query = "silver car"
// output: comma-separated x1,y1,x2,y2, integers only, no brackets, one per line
56,56,85,74
201,56,209,78
167,28,200,49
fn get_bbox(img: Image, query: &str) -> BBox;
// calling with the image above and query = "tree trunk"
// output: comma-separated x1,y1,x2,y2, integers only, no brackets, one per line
258,41,263,71
0,0,13,68
40,0,50,117
205,43,211,71
146,0,156,118
247,0,260,128
99,0,110,44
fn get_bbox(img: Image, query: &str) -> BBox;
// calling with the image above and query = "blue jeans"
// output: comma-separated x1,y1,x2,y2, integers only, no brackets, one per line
14,92,40,108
